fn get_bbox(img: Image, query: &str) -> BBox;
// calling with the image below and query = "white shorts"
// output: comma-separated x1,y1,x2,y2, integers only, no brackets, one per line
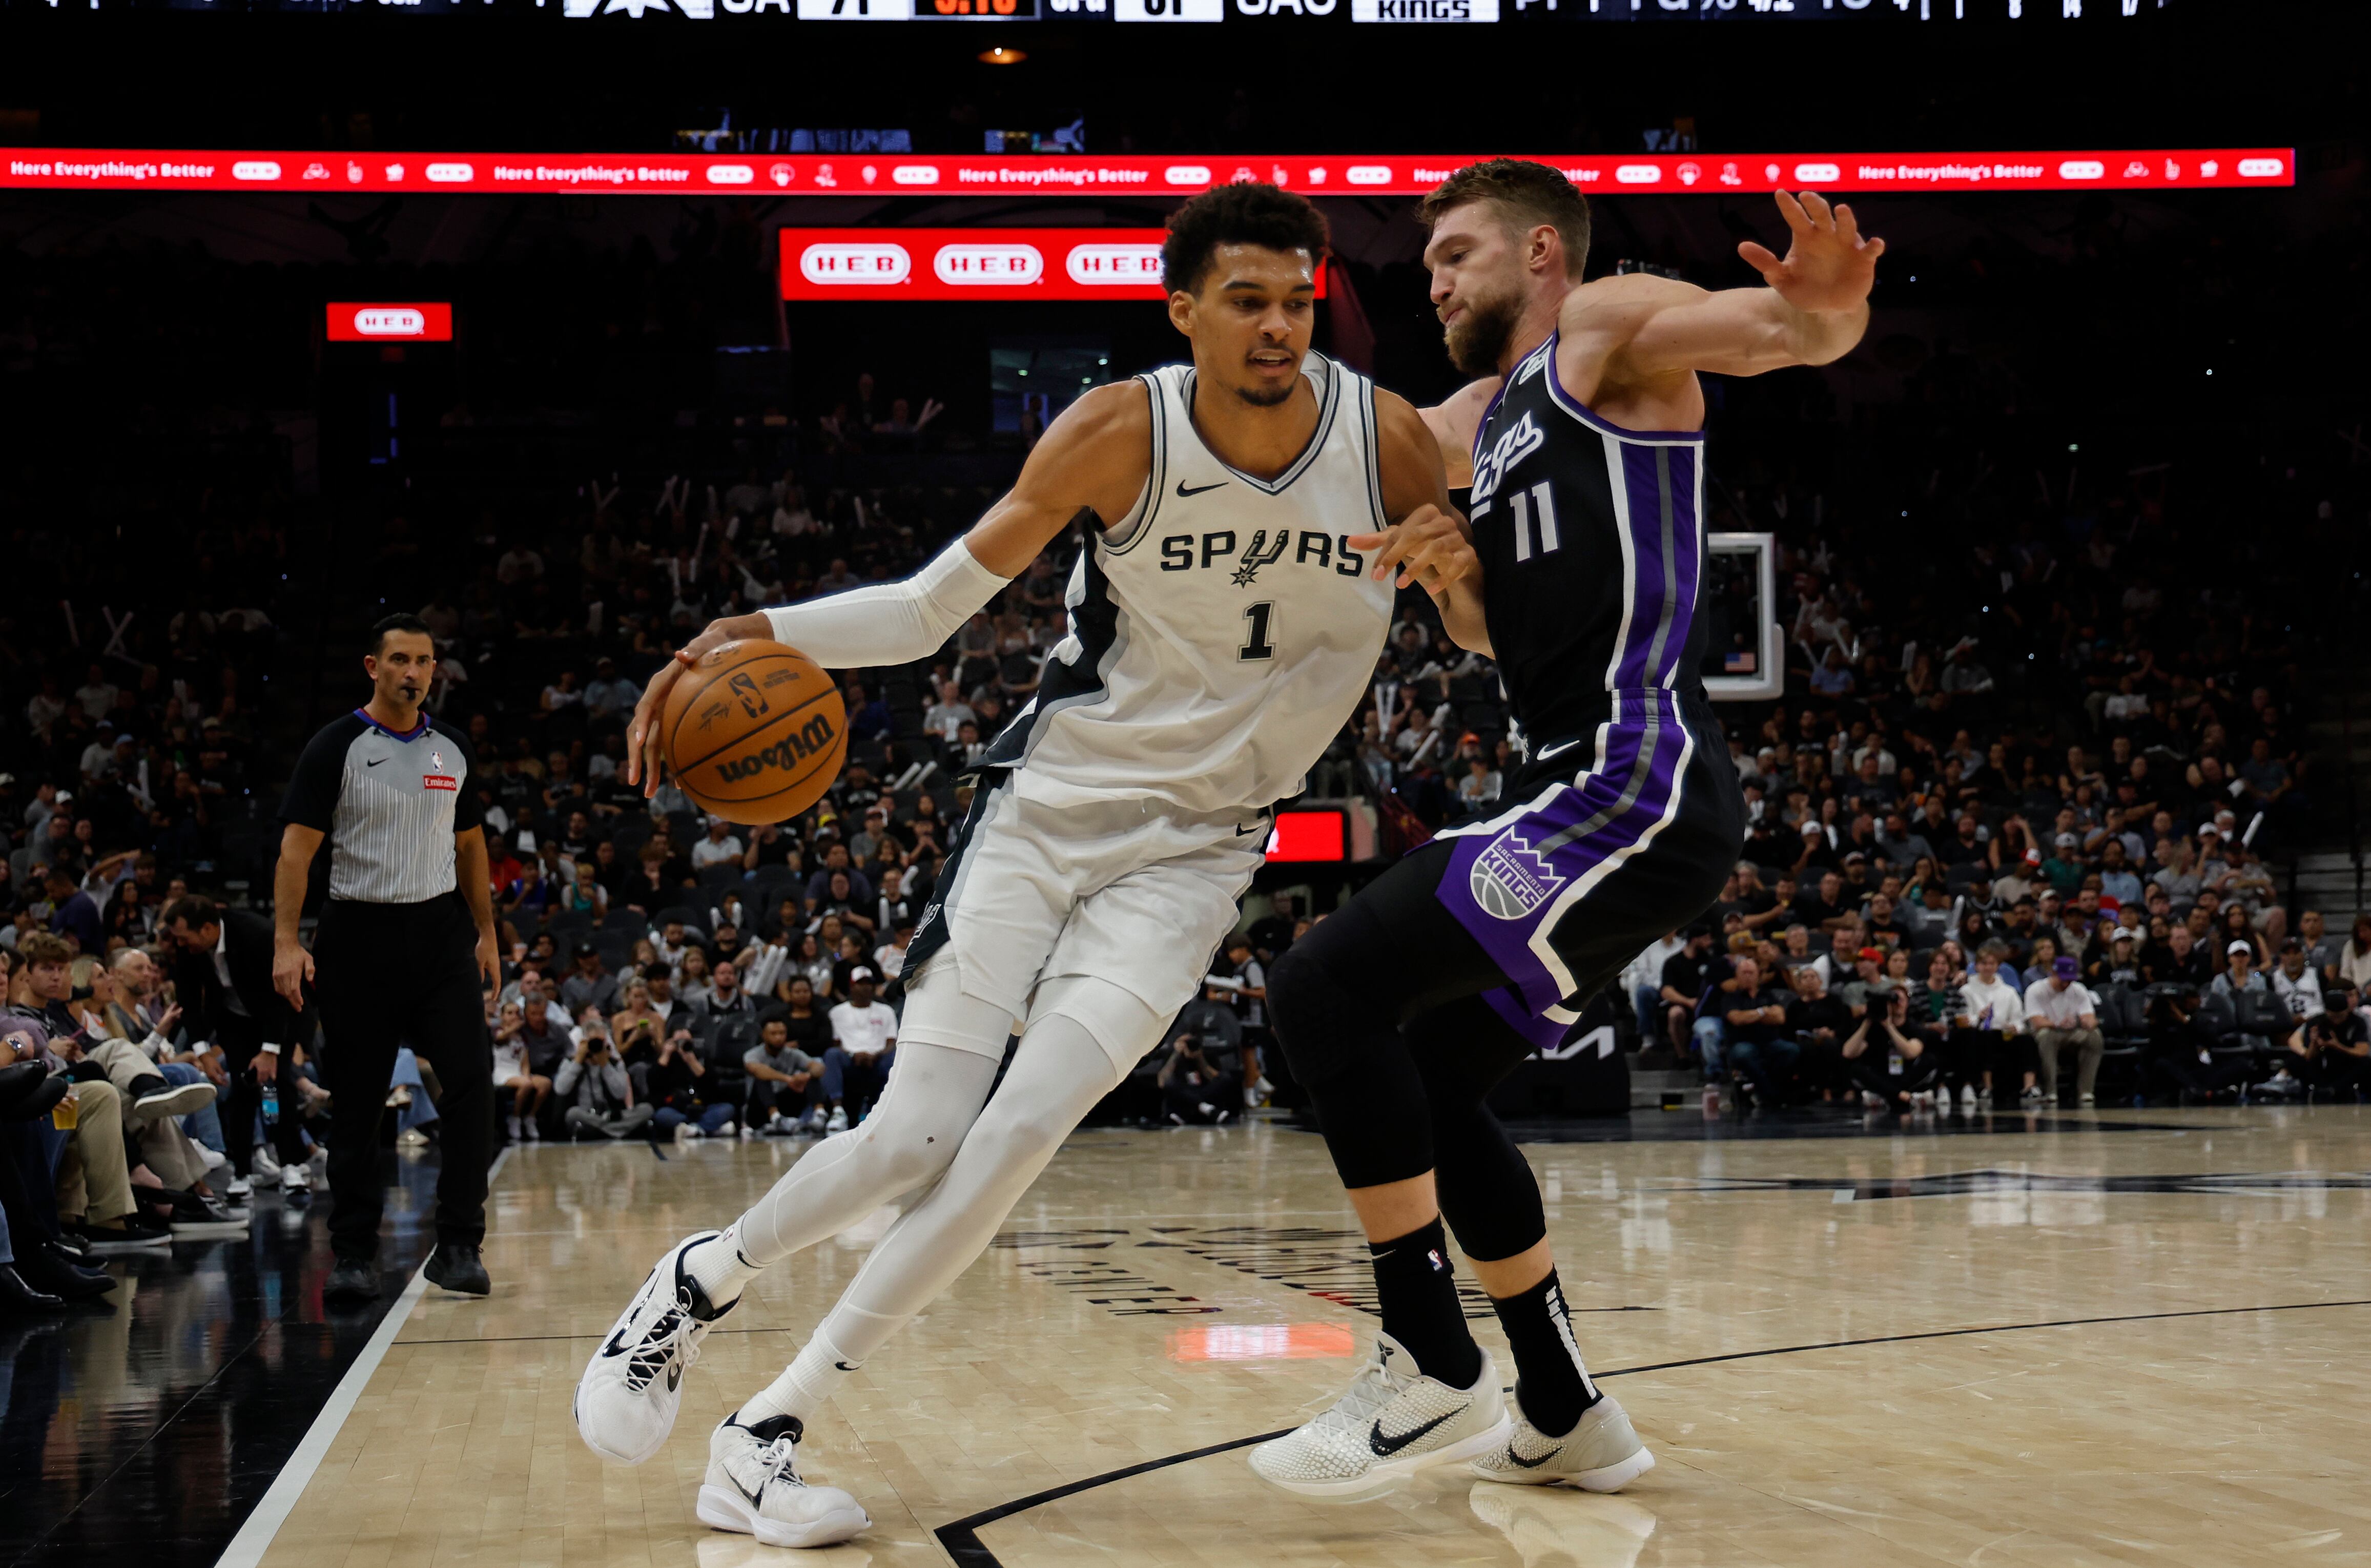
901,779,1268,1064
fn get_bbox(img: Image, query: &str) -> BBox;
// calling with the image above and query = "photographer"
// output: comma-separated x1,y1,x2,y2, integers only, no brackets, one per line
1157,1031,1234,1125
553,1010,651,1140
647,1023,735,1141
2138,988,2251,1104
1842,988,1939,1113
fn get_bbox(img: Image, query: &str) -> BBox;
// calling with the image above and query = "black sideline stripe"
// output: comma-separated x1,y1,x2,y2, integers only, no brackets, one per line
929,1297,2371,1567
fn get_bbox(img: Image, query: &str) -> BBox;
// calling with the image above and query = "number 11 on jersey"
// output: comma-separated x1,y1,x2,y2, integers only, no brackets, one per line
1239,602,1275,661
1508,482,1559,562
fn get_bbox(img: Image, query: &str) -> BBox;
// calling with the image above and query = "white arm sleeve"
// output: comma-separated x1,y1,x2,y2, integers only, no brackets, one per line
761,538,1009,669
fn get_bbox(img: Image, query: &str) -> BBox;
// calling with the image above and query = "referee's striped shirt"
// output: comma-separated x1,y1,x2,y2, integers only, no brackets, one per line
280,710,484,904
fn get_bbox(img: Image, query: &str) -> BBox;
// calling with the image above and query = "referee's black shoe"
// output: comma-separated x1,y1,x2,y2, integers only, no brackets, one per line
425,1243,490,1297
324,1257,379,1304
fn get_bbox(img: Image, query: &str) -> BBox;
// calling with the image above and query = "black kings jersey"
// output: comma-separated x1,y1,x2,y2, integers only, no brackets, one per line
1467,332,1710,754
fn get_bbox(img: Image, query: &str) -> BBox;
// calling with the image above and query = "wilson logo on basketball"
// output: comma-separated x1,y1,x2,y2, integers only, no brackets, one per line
714,713,840,783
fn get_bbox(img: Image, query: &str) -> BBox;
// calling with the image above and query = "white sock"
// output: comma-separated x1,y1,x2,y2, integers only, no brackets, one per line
686,1224,765,1305
739,1327,877,1425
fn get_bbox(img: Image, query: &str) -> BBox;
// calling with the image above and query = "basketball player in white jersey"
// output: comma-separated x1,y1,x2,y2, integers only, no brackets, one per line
572,184,1483,1548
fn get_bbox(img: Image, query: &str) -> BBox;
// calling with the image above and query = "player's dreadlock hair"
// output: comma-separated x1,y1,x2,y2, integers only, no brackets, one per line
1419,158,1592,278
1161,183,1331,296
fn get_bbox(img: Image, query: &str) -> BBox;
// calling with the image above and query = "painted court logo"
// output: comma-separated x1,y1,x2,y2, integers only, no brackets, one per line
1469,830,1565,921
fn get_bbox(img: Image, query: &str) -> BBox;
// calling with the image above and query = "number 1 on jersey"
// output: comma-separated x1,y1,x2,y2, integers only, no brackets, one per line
1239,601,1275,662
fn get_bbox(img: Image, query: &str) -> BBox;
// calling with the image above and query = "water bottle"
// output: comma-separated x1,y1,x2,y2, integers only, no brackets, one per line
262,1084,281,1126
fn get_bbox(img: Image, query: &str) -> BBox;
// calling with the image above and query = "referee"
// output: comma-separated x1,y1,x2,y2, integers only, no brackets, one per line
274,612,499,1303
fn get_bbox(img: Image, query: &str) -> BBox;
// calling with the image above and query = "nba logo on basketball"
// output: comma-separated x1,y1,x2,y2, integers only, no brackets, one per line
1469,831,1564,921
728,671,769,718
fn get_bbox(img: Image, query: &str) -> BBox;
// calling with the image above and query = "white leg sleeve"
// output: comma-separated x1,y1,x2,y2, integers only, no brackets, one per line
726,980,1013,1270
737,979,1162,1426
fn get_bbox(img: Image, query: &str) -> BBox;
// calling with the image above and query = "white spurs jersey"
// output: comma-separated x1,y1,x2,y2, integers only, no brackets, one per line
981,351,1397,815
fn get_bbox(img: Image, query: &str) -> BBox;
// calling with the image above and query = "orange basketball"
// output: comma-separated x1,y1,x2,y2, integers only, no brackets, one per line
660,638,847,825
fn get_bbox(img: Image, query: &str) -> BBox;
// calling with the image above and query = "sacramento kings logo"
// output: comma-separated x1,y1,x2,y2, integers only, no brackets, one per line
1469,831,1566,921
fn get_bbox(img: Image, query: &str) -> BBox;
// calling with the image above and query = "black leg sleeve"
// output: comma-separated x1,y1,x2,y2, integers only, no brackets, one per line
1270,841,1521,1193
1271,922,1436,1188
1407,994,1548,1264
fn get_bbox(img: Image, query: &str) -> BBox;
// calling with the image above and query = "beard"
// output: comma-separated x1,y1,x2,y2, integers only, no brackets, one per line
1232,376,1296,408
1443,283,1523,378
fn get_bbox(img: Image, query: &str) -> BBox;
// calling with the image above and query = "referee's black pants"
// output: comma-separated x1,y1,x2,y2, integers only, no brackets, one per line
313,893,494,1263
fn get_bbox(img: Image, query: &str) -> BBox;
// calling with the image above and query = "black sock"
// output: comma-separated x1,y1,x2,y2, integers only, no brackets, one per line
1489,1268,1601,1437
1369,1219,1482,1389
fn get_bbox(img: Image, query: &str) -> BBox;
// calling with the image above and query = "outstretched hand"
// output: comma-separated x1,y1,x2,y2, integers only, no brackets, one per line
1738,190,1885,315
1348,505,1479,600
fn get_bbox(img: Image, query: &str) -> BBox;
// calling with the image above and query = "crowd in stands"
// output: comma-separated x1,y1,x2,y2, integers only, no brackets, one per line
3,177,2365,1313
1614,582,2362,1109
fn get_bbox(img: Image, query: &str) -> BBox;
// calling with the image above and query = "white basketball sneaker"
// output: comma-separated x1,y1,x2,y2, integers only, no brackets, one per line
1470,1395,1655,1491
1248,1334,1512,1496
575,1230,741,1464
697,1411,870,1549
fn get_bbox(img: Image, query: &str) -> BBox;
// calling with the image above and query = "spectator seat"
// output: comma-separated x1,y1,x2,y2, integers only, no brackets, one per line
2233,990,2293,1046
2097,983,2149,1047
655,903,711,937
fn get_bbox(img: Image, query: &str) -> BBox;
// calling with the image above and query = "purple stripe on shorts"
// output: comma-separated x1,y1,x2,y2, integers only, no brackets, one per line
1439,697,1688,1020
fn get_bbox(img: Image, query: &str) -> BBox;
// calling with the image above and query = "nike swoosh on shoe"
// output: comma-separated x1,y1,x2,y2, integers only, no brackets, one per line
1369,1407,1461,1457
1504,1442,1563,1469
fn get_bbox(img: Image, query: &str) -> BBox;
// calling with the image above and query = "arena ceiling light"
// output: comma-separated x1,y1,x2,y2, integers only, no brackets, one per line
977,43,1026,60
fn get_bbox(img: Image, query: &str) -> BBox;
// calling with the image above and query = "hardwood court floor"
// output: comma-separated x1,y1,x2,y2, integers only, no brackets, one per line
254,1107,2371,1568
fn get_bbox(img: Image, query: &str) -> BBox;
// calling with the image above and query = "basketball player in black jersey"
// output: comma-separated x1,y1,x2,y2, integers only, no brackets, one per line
1251,161,1884,1494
